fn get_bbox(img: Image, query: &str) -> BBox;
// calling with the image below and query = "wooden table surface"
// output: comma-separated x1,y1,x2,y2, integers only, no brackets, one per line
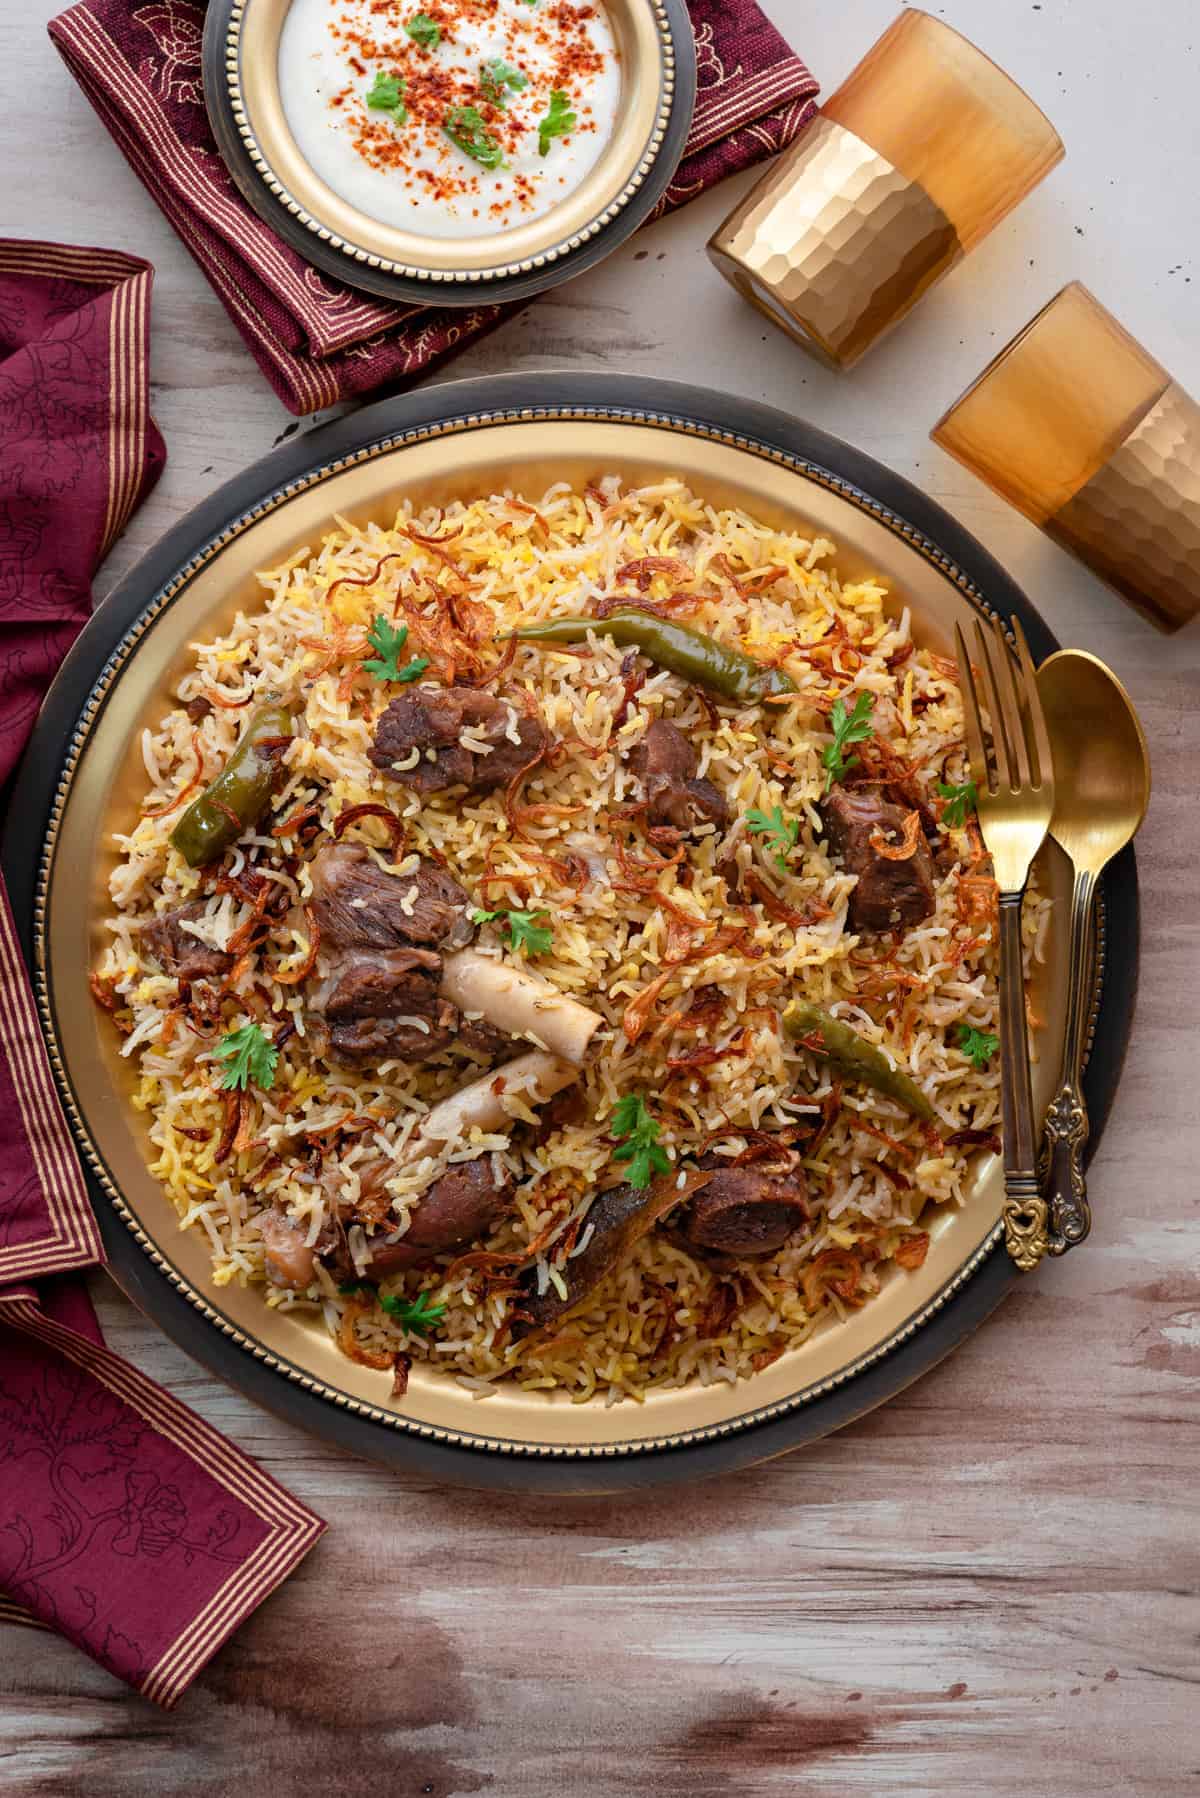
3,0,1198,1791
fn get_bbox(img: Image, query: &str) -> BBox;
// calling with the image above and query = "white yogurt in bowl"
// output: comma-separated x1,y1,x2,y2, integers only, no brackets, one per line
278,0,623,238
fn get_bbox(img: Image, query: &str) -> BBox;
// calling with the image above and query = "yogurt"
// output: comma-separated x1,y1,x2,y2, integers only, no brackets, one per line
278,0,622,238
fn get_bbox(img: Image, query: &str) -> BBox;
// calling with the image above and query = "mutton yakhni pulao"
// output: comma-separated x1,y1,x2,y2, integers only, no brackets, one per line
93,478,1046,1404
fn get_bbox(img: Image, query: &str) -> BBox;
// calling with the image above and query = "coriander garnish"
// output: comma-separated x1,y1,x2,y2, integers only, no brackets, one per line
537,89,576,156
610,1093,671,1190
443,104,505,169
470,907,554,956
822,690,876,791
213,1022,278,1093
365,71,407,125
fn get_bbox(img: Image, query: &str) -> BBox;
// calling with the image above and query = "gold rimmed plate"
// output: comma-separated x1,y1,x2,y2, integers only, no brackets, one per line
202,0,696,305
4,374,1139,1492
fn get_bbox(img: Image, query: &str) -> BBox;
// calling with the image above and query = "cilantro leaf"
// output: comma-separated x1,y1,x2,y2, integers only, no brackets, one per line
610,1093,671,1190
470,906,553,956
821,690,876,792
936,778,977,829
444,105,505,169
480,57,528,106
362,613,431,684
365,70,408,125
379,1288,447,1336
213,1022,278,1092
956,1023,999,1069
537,89,576,156
405,13,441,48
745,803,799,872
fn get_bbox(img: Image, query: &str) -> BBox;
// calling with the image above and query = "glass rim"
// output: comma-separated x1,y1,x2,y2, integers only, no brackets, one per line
931,282,1102,443
878,7,1065,155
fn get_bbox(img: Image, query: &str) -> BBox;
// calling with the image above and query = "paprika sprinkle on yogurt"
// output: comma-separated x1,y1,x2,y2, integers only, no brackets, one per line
278,0,621,236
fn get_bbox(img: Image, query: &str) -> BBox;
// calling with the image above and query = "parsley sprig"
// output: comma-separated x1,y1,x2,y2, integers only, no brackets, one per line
444,105,505,169
822,690,876,792
379,1288,447,1335
363,614,431,684
366,71,408,125
405,12,441,48
470,907,554,956
610,1093,671,1190
480,58,528,106
745,804,798,872
936,778,977,829
338,1283,447,1337
213,1022,278,1092
956,1023,999,1069
537,89,576,155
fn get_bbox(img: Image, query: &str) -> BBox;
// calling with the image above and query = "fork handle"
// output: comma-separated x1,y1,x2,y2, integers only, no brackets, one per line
1041,870,1096,1254
998,891,1049,1271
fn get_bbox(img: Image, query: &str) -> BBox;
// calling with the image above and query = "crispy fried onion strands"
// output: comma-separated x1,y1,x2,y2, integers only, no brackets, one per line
614,556,691,591
141,728,206,819
623,924,755,1044
893,1232,930,1270
338,1296,396,1370
268,903,320,986
868,810,922,861
332,803,408,860
801,1247,866,1310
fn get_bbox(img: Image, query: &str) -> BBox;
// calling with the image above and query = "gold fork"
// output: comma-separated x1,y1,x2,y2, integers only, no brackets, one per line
954,614,1055,1272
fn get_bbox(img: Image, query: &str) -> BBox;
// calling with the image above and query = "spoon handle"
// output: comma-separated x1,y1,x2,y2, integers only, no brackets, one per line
1041,869,1096,1252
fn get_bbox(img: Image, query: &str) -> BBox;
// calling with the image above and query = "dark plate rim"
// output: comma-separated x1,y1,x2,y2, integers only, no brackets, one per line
200,0,697,308
4,372,1140,1493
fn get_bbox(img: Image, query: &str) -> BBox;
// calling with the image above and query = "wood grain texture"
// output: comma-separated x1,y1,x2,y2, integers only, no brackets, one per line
2,0,1198,1790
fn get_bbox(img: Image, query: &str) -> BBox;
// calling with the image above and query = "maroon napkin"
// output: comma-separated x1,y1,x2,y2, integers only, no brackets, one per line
49,0,820,413
0,241,324,1706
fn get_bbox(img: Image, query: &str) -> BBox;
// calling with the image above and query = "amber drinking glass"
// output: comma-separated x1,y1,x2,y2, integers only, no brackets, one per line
707,9,1064,370
933,284,1200,632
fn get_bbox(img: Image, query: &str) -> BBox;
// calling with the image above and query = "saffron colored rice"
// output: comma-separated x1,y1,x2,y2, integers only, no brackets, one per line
94,478,1048,1405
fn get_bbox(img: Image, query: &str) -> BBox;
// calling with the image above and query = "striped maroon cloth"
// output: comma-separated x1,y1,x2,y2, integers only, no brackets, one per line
48,0,819,414
0,240,324,1707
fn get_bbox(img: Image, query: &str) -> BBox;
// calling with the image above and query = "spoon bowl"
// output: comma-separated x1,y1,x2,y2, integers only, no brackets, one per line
1037,649,1151,872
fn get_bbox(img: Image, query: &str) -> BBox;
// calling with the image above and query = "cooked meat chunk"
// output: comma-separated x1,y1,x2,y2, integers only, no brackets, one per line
332,1156,515,1278
306,844,497,1067
630,719,728,833
312,947,456,1063
818,784,936,934
685,1157,808,1257
310,842,473,953
140,903,232,984
370,687,547,795
259,1208,321,1290
515,1182,647,1333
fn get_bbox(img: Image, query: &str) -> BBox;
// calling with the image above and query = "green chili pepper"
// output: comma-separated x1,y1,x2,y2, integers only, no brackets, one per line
509,610,796,704
170,695,294,868
783,999,934,1122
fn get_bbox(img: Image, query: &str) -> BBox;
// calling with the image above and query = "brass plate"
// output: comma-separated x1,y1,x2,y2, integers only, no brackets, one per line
34,399,1083,1462
225,0,674,280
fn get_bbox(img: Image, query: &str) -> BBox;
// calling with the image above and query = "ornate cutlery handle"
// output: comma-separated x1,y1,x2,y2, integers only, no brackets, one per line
1041,870,1097,1255
998,892,1049,1271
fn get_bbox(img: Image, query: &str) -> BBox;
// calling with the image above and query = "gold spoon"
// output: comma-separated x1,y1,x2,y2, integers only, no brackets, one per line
1036,650,1150,1251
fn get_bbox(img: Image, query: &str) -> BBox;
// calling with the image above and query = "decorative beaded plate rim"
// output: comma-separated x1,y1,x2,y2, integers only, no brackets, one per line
6,374,1137,1489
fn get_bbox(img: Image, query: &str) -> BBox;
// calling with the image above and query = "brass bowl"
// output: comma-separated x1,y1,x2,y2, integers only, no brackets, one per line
5,375,1139,1490
202,0,695,304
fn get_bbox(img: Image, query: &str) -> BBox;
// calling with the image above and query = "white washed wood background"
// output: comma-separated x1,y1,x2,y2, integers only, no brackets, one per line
2,0,1197,1791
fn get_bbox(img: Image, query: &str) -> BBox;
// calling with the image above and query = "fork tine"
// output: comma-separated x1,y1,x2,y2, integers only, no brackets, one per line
971,620,1013,792
990,616,1034,791
1011,615,1054,792
954,623,991,793
975,618,1031,793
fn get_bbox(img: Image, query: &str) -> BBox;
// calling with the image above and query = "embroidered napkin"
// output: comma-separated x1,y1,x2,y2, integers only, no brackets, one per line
0,240,324,1707
48,0,820,413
